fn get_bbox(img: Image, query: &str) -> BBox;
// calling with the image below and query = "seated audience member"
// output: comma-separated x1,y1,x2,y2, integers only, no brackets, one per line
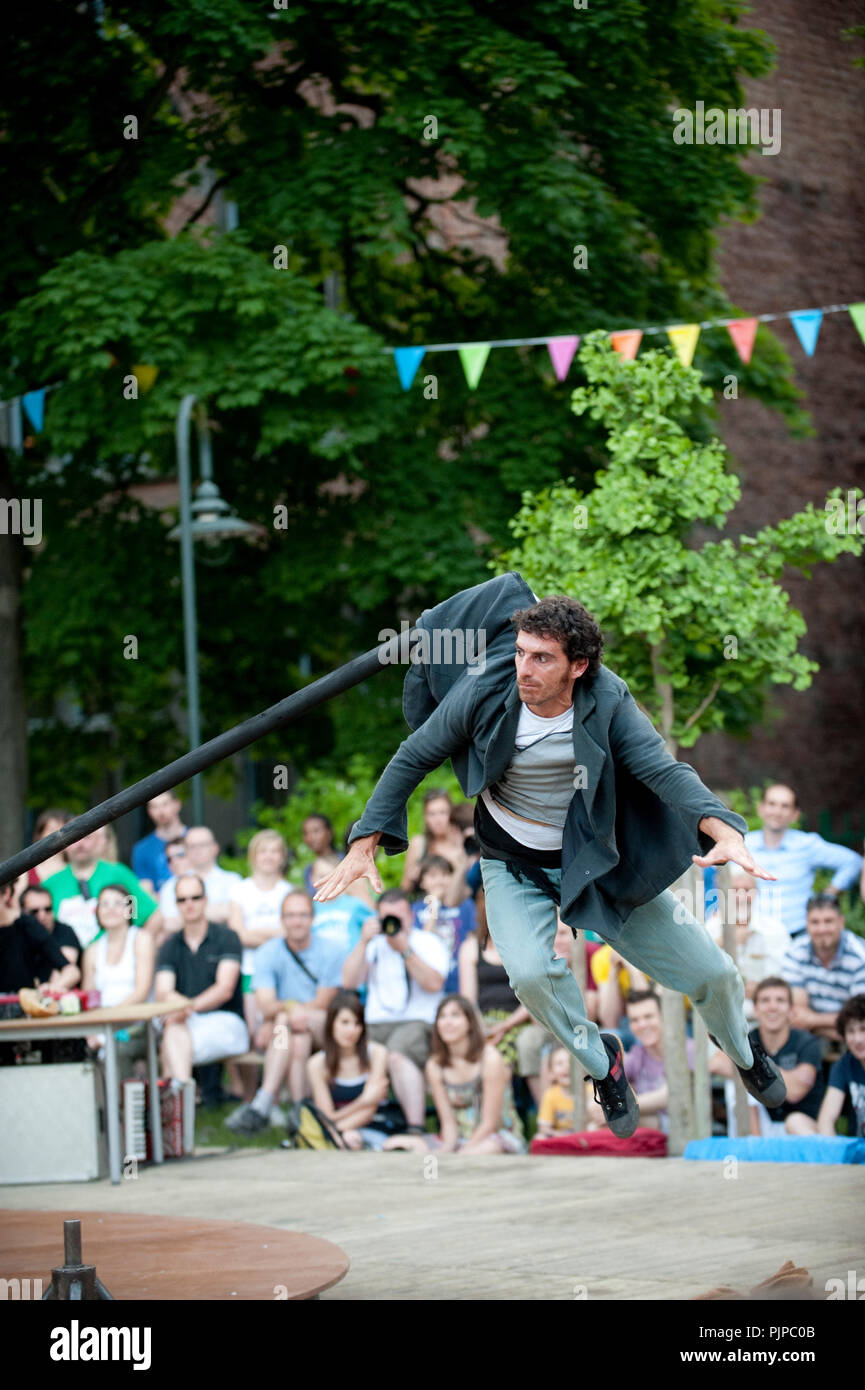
450,800,483,898
744,783,863,939
342,889,448,1134
782,894,865,1042
307,990,392,1150
400,789,469,906
17,885,80,989
705,869,789,1019
25,808,73,888
712,976,825,1137
227,828,291,1044
81,884,156,1068
0,881,71,993
411,854,476,992
301,814,344,896
458,890,532,1078
133,790,188,894
591,942,649,1035
226,891,343,1134
154,875,248,1083
811,994,865,1138
158,826,241,933
537,1046,576,1137
383,995,526,1153
586,990,694,1133
311,858,375,958
43,828,162,948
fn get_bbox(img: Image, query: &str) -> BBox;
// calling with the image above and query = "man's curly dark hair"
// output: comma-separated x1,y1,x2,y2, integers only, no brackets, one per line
510,596,604,680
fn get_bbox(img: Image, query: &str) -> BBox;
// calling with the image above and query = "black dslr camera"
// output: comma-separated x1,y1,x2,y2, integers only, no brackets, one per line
381,914,403,937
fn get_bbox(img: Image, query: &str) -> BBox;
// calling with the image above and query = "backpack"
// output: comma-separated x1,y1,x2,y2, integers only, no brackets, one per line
285,1100,347,1151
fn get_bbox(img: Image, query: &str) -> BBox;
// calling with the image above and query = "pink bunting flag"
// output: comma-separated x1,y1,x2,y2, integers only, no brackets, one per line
727,318,758,365
546,336,580,381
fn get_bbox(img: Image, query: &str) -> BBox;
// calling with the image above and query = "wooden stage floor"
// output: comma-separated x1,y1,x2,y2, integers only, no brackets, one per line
2,1150,862,1300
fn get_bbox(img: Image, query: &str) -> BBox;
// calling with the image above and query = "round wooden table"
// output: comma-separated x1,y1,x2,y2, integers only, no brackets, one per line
0,1210,349,1300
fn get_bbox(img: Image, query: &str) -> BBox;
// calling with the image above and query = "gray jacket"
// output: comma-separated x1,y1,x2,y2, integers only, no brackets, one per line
350,572,746,940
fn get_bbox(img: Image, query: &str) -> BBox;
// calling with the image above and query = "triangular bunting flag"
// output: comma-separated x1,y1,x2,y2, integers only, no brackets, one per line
609,330,642,360
458,343,491,390
667,323,701,367
22,389,46,432
727,317,758,365
393,345,426,390
546,336,580,381
848,303,865,348
132,364,159,393
790,310,822,357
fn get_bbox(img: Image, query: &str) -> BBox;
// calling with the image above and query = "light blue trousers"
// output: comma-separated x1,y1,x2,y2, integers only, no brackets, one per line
480,858,754,1080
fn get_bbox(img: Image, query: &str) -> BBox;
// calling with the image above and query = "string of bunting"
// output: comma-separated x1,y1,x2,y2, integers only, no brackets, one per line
389,301,865,391
12,301,865,430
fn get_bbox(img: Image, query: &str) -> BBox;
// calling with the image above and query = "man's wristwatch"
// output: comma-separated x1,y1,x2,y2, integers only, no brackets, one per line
403,945,414,961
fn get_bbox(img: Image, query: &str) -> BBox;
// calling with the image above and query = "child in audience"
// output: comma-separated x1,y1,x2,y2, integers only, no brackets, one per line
814,994,865,1137
537,1046,575,1135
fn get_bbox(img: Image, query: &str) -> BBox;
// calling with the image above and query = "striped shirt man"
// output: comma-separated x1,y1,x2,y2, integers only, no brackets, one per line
781,930,865,1016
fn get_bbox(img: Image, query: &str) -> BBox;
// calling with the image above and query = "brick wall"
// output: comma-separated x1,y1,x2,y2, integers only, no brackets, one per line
690,0,865,829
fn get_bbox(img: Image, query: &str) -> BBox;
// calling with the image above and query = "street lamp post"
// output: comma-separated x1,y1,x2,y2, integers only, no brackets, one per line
171,394,257,824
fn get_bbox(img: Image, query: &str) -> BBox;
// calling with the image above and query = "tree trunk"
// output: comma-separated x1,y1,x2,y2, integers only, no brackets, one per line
649,640,678,757
0,445,28,854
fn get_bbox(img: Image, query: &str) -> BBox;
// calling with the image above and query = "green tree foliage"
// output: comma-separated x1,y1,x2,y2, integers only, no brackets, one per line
1,1,816,811
495,333,864,753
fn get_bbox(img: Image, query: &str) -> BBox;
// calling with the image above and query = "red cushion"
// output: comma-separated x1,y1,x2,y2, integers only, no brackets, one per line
529,1127,668,1157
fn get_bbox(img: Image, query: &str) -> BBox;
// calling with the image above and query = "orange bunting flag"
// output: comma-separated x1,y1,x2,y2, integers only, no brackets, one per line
726,318,758,365
667,324,701,367
609,329,642,360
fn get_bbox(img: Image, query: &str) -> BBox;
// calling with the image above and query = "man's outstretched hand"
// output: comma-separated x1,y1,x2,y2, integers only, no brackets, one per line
313,832,383,902
693,817,776,881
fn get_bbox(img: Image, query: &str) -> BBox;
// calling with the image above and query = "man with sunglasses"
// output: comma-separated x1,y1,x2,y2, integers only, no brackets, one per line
18,885,81,990
154,873,248,1082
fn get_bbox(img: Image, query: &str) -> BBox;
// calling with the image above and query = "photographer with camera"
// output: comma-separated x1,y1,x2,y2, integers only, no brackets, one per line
342,888,449,1135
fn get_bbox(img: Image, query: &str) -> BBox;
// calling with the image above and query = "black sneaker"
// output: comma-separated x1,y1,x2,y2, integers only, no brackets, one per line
590,1033,639,1138
710,1034,787,1110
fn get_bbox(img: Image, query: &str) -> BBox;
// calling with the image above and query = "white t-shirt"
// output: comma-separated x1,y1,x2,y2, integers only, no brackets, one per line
228,877,291,976
363,927,449,1025
159,864,243,918
481,703,575,850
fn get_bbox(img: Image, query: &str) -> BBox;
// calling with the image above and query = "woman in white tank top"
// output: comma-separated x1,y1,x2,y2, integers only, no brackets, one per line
81,884,155,1035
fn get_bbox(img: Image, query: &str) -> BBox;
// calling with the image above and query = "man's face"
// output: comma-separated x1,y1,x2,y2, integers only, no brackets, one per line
754,986,792,1032
757,786,798,832
378,897,411,943
302,818,332,854
147,793,180,830
66,831,104,866
807,906,843,956
627,1000,663,1049
184,829,217,872
514,630,587,711
282,896,314,951
175,876,207,925
23,891,54,927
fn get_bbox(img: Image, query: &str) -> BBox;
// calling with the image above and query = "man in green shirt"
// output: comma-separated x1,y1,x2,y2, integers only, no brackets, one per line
43,828,161,950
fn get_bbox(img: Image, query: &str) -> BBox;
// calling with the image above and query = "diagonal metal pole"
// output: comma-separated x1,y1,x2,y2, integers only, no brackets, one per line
0,630,418,888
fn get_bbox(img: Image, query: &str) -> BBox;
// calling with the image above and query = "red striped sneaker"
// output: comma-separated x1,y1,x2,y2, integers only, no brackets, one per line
590,1032,640,1138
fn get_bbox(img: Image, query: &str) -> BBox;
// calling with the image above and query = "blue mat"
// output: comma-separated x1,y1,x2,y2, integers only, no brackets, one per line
684,1136,865,1164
